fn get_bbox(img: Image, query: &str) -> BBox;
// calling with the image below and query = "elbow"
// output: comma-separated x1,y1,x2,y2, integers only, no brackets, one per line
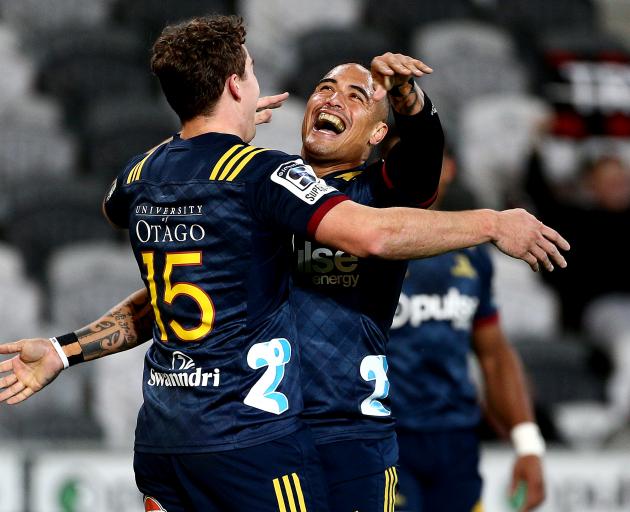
357,225,395,259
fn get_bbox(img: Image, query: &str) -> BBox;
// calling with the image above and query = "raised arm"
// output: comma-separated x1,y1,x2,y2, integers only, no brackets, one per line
0,288,153,405
314,201,569,272
372,53,444,207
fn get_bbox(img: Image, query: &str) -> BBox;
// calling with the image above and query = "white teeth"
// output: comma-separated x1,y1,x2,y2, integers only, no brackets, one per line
316,112,345,133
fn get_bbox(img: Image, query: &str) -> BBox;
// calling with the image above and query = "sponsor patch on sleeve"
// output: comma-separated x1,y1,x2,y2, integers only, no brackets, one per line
270,159,337,204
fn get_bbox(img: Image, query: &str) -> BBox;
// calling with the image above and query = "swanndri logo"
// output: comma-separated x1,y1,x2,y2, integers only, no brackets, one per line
172,351,194,370
147,352,220,387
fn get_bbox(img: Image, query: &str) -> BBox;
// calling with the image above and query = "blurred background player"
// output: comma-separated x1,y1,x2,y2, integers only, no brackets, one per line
388,148,546,512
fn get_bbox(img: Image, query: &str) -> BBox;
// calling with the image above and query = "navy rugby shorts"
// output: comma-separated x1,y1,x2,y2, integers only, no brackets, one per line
134,426,330,512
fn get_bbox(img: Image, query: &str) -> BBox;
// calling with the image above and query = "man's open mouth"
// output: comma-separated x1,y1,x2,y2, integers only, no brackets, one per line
314,112,346,134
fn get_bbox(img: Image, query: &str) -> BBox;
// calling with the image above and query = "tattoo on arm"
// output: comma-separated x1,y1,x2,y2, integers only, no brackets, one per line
76,291,154,361
389,83,424,116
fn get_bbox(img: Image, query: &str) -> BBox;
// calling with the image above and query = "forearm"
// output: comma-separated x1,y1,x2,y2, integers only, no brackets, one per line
63,288,153,362
384,92,444,205
371,207,498,259
481,344,534,430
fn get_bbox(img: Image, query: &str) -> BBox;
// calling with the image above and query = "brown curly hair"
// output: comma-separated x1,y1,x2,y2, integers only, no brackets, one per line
151,15,247,122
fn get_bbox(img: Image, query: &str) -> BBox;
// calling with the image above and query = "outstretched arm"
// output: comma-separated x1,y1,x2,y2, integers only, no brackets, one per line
474,322,545,511
0,288,152,405
315,201,569,272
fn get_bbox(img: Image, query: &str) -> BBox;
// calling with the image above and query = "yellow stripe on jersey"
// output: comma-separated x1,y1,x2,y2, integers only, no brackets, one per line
209,144,244,180
226,148,269,181
217,145,259,180
282,475,298,512
384,468,391,512
336,169,363,181
291,473,307,512
126,138,172,184
273,478,287,512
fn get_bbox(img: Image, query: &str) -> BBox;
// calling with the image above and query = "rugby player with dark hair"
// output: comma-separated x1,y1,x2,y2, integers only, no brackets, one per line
0,14,568,512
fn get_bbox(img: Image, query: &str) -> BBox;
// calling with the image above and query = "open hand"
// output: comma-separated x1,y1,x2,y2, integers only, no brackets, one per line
493,208,570,272
0,338,64,404
371,53,432,101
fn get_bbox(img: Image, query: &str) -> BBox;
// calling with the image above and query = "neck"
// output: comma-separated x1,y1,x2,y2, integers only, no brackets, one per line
180,101,248,141
302,151,366,178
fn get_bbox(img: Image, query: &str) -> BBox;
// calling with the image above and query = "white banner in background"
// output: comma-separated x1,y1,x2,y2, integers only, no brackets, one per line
31,452,141,512
481,448,630,512
0,452,24,512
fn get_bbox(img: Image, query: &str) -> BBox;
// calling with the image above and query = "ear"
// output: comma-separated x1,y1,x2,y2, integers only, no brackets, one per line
369,121,388,146
227,74,241,101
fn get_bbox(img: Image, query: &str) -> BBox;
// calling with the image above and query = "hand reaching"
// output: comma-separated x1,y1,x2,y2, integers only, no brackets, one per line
256,92,290,125
493,208,570,272
0,338,65,404
371,53,432,102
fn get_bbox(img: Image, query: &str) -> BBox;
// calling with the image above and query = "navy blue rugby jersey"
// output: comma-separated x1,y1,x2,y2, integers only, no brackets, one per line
388,246,499,432
291,97,444,444
103,132,348,453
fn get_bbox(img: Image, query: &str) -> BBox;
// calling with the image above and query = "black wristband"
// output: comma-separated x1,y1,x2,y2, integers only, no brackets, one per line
55,332,85,366
389,77,415,97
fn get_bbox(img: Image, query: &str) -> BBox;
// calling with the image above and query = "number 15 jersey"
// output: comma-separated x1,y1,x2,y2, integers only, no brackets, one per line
103,131,347,454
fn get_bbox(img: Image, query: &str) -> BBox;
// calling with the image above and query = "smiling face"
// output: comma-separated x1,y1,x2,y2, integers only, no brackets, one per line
301,64,389,174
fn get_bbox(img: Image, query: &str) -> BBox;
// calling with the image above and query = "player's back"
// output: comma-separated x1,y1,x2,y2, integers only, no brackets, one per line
104,131,345,453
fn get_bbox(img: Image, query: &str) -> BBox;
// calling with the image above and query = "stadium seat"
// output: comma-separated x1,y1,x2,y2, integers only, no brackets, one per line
0,242,43,340
113,0,237,41
0,24,35,104
489,245,561,341
0,122,77,225
493,0,599,35
458,94,551,209
596,0,630,48
0,0,114,33
34,28,153,129
411,21,530,137
48,241,143,328
3,177,117,288
512,335,612,445
242,0,361,93
81,95,179,183
362,0,476,51
286,27,393,100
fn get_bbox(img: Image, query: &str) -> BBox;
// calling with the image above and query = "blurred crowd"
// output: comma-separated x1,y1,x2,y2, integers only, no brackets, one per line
0,0,629,451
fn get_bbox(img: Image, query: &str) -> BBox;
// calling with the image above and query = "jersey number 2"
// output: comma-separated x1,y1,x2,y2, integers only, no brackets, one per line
360,355,391,417
244,338,292,415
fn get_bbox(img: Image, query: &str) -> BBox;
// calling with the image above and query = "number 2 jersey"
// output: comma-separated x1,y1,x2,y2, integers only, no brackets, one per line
291,97,444,444
387,247,499,432
103,131,348,453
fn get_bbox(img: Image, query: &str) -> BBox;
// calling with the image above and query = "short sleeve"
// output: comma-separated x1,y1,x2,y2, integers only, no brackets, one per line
473,246,499,327
102,154,143,228
250,157,349,238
